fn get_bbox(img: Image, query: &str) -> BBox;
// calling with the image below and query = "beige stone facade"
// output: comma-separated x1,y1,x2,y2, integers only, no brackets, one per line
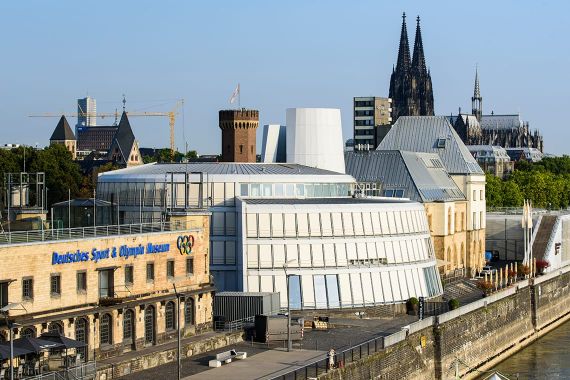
0,214,213,360
50,139,77,160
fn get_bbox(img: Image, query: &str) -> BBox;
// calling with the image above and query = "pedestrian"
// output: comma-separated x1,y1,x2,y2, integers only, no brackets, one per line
328,348,336,369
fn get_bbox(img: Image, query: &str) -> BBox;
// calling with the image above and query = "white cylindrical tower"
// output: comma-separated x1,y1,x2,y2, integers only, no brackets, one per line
286,108,345,173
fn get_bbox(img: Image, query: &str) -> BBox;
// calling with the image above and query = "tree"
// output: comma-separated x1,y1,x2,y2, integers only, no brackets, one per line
501,180,523,207
485,174,503,208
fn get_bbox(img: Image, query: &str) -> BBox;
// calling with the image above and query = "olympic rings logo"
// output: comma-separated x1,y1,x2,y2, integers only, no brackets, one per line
177,235,194,255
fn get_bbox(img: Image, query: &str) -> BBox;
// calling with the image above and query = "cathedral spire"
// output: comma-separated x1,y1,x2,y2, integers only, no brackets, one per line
395,12,411,72
472,65,483,122
411,16,427,74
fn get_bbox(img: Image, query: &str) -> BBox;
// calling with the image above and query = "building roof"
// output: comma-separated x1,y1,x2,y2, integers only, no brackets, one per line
50,116,75,141
239,197,414,205
345,150,465,202
98,162,354,183
480,114,525,130
109,112,136,159
467,145,511,160
377,116,483,175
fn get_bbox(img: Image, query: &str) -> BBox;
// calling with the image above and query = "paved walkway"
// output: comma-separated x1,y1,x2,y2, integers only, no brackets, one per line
183,349,327,380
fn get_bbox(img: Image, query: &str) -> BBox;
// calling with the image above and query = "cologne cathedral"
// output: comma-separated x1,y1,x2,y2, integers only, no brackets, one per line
389,13,434,120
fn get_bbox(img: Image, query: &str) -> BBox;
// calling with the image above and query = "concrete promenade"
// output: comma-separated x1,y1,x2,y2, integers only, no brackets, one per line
184,349,327,380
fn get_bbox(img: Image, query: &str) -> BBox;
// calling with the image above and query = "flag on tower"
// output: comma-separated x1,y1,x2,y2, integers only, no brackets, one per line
229,84,240,104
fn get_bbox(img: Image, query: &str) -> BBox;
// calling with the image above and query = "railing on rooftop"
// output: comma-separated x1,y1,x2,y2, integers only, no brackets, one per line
24,361,96,380
0,221,200,245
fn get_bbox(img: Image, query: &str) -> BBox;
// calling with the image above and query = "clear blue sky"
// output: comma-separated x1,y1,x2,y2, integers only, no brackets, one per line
1,0,569,154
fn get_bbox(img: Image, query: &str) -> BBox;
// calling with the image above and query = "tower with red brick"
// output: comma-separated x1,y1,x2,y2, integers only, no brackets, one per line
219,109,259,162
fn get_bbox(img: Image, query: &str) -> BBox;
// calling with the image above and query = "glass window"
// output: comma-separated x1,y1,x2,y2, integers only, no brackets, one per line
326,275,340,308
295,184,304,197
306,184,314,197
123,309,134,340
288,275,302,310
314,184,323,197
286,184,295,196
22,278,33,300
274,184,284,197
50,274,61,296
262,184,272,196
100,314,112,346
322,184,331,197
165,302,176,330
146,263,155,282
76,272,87,293
167,260,175,278
240,183,249,196
384,189,394,197
186,258,194,275
125,265,134,285
250,184,260,197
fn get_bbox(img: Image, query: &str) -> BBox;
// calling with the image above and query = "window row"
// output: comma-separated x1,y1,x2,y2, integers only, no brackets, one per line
239,183,351,199
11,259,195,302
247,267,442,309
246,209,429,239
246,238,433,269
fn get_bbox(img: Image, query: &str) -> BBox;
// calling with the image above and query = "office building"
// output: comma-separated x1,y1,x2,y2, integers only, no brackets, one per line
76,97,97,134
467,145,514,178
353,97,392,149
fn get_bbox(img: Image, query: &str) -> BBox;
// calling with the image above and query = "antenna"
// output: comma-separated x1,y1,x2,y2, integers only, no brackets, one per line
122,94,126,112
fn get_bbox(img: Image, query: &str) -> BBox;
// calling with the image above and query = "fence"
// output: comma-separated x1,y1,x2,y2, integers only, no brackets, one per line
0,221,200,245
214,316,256,332
24,361,97,380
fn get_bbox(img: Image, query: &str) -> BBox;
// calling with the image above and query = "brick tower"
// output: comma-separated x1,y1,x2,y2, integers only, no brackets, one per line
219,109,259,162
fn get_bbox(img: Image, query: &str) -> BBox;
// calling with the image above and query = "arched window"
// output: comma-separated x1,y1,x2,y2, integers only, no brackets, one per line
21,327,36,338
75,318,89,360
48,321,63,334
447,208,452,234
165,301,176,330
123,309,135,341
144,306,155,344
185,298,195,326
100,313,112,346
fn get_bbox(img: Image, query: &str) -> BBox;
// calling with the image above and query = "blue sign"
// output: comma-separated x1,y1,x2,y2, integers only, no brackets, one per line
485,251,493,262
52,242,170,265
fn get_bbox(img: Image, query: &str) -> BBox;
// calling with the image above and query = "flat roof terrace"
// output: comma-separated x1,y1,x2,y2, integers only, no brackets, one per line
0,221,201,246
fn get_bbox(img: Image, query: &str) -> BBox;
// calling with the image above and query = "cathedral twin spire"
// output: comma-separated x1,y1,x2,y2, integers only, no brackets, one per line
390,13,434,120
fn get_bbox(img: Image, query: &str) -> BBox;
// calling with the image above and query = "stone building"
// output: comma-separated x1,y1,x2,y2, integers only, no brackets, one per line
0,213,213,360
49,115,77,159
467,145,515,178
107,112,143,167
219,109,259,162
389,13,434,121
346,150,471,276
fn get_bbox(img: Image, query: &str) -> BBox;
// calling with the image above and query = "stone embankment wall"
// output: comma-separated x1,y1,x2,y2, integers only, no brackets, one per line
321,266,570,380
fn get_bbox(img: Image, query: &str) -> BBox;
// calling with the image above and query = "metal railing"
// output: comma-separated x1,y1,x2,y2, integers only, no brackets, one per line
24,361,97,380
270,334,387,379
214,316,256,332
0,221,200,245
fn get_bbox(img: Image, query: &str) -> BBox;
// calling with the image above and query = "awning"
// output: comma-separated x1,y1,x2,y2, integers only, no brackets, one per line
10,337,65,353
0,343,33,360
39,332,86,350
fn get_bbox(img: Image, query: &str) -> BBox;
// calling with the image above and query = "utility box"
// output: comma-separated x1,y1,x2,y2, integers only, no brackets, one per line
254,315,303,343
214,292,280,323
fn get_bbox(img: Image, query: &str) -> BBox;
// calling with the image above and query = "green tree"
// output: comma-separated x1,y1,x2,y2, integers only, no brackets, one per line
501,180,523,207
485,173,503,208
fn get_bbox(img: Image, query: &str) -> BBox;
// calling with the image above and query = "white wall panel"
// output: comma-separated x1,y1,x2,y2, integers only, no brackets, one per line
350,273,364,306
274,275,287,306
398,270,409,300
406,240,416,261
273,244,286,268
342,212,354,235
309,213,321,237
299,244,311,267
312,244,324,267
371,212,381,235
362,212,373,236
380,212,389,235
338,273,352,307
416,267,428,296
389,271,402,301
284,214,296,236
246,214,257,237
301,275,315,308
259,244,272,268
271,213,284,237
335,243,347,267
371,273,384,303
384,241,395,263
260,276,273,293
321,213,333,236
247,245,258,268
323,243,336,267
346,242,357,261
248,276,259,292
286,244,299,266
380,272,393,302
392,241,402,263
258,213,271,238
366,242,377,260
331,213,343,236
399,240,409,262
376,241,386,260
353,213,364,236
224,183,235,206
361,272,374,305
356,242,367,260
297,213,309,237
405,269,416,297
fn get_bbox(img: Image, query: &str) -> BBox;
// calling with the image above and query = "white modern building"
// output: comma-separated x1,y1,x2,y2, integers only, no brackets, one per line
261,124,286,163
286,108,345,173
76,96,97,130
97,162,443,309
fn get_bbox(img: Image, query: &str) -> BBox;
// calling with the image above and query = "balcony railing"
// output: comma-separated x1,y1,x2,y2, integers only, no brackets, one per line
0,221,200,245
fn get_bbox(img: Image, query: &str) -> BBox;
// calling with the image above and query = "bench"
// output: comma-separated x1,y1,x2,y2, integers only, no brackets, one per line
208,349,247,367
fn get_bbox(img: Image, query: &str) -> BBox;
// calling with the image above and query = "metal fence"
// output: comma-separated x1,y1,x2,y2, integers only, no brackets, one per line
270,334,387,380
24,361,97,380
214,316,256,332
0,221,200,245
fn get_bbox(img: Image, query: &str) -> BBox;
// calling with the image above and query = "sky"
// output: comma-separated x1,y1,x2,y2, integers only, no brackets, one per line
1,0,569,155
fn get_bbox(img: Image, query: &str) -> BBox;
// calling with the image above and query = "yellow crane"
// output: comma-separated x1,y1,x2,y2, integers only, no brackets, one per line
29,99,184,160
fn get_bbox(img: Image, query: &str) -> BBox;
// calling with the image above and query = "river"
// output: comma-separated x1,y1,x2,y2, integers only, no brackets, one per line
488,320,570,379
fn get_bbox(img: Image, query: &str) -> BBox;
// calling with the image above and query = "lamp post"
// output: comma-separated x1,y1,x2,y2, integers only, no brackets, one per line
1,303,24,380
283,259,297,352
173,284,182,380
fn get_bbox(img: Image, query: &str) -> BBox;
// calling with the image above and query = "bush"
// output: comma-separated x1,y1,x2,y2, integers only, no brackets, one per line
476,280,493,293
448,299,460,310
407,297,419,306
508,270,517,279
536,260,550,271
518,264,531,276
406,297,419,316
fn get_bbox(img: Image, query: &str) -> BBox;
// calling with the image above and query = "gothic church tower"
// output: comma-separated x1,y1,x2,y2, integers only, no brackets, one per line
389,14,434,121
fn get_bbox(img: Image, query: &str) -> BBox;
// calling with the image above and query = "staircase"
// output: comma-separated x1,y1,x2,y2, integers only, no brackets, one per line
532,215,558,261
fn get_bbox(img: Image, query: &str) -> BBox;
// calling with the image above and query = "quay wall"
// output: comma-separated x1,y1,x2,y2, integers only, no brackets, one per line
320,270,570,380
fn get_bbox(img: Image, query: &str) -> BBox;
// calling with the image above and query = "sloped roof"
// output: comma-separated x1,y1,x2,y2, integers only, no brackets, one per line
377,116,483,175
345,150,465,202
480,114,524,130
50,116,75,141
109,112,136,159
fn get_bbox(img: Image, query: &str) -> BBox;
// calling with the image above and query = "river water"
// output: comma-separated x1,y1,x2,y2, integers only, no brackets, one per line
489,320,570,379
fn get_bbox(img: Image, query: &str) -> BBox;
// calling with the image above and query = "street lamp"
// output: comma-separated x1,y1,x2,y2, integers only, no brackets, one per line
283,259,297,352
1,303,25,380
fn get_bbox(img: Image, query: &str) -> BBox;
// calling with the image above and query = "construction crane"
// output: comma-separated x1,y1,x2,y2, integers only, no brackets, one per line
29,98,184,160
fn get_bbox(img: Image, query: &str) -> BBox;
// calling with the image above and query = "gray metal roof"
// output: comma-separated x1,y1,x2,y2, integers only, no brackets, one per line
480,114,524,130
377,116,483,175
345,150,465,202
240,197,414,205
99,162,349,179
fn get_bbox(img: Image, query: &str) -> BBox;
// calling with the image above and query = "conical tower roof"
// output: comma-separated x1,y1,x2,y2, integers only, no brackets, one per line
411,16,427,74
473,66,481,99
111,112,136,157
50,115,75,141
395,12,411,72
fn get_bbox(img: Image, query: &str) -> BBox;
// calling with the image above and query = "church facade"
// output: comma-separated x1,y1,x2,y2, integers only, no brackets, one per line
389,13,434,121
451,69,544,152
